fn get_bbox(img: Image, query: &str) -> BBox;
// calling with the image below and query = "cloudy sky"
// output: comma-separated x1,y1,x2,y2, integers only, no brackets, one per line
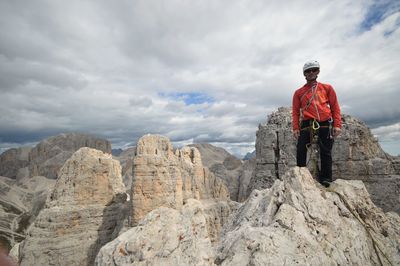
0,0,399,157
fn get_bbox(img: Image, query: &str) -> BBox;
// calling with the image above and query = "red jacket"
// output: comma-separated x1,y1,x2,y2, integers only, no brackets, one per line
292,82,341,131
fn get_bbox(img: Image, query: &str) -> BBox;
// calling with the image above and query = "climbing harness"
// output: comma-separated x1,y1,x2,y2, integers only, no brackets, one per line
300,119,334,178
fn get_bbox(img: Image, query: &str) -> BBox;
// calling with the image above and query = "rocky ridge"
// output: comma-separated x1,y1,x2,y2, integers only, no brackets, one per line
94,167,400,265
247,107,400,213
3,130,399,265
0,133,111,180
0,175,55,250
18,148,127,266
216,167,400,265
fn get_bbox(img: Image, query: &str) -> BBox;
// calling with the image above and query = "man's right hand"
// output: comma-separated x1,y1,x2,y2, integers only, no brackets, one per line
293,129,300,139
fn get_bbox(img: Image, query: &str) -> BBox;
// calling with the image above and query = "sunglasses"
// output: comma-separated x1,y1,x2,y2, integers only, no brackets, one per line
304,68,319,74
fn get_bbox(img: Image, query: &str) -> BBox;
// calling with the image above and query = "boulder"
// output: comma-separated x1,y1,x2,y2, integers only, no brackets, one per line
247,107,400,213
216,167,400,265
19,148,127,266
95,199,215,266
130,135,230,225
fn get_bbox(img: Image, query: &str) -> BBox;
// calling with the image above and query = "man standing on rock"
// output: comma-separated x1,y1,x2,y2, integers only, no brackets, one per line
292,60,342,187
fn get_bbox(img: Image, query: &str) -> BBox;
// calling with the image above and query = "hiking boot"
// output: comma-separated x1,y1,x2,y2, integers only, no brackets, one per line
320,180,331,188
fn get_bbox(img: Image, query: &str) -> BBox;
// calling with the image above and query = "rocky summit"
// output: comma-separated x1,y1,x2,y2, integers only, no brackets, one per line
18,148,127,266
247,107,400,213
216,167,400,265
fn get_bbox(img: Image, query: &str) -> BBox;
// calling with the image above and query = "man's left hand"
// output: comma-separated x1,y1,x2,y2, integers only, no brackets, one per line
333,127,341,137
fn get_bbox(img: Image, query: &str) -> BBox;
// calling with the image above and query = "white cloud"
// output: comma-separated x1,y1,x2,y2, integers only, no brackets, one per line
0,0,399,157
372,123,400,141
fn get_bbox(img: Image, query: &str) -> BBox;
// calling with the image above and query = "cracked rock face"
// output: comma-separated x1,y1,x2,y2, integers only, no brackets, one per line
0,175,55,250
19,148,127,266
113,147,136,191
95,199,215,266
0,147,31,179
190,143,243,202
216,167,400,265
130,135,230,225
247,107,400,213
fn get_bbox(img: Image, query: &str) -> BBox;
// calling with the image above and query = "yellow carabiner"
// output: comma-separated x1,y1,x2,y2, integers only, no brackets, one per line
312,120,320,130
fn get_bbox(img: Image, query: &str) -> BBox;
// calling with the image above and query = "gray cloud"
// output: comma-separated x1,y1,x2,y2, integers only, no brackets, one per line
0,0,399,157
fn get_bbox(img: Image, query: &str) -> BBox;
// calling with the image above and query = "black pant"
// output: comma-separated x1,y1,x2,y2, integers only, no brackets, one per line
296,120,334,182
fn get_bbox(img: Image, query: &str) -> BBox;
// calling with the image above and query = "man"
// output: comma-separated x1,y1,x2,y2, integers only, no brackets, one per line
292,60,341,187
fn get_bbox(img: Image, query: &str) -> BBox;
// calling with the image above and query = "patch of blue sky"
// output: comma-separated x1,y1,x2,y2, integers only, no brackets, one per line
159,92,215,105
360,0,400,32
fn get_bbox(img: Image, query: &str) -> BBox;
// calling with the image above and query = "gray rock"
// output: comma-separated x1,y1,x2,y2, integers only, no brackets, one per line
131,135,230,225
0,175,55,250
112,146,136,191
247,107,400,213
0,133,111,180
19,148,127,266
190,143,243,201
28,133,112,179
243,150,256,160
216,167,400,265
0,147,31,179
237,157,256,202
96,199,216,266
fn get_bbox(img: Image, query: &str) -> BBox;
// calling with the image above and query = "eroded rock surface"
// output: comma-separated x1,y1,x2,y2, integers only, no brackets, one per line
247,107,400,213
96,166,400,266
0,147,31,179
0,133,111,180
96,199,215,266
131,135,230,225
28,133,112,179
237,157,256,202
190,143,250,202
217,167,400,265
19,148,127,266
113,146,136,191
0,175,55,250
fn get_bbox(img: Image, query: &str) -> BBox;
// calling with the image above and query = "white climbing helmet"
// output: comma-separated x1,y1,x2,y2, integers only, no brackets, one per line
303,60,320,72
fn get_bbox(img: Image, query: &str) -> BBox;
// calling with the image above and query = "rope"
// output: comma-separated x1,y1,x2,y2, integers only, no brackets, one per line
325,187,393,266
